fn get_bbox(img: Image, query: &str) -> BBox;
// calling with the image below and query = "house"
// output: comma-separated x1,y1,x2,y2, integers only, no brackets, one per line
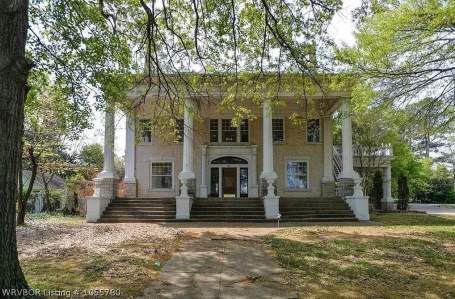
86,76,394,223
22,170,65,213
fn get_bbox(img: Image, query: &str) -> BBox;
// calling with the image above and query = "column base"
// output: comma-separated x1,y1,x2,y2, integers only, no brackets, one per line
123,179,137,198
176,196,192,219
337,178,355,198
88,177,118,222
321,180,336,197
381,198,396,211
345,195,370,221
263,196,280,219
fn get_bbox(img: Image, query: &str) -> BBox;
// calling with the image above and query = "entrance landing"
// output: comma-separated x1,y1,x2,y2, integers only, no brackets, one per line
139,236,297,299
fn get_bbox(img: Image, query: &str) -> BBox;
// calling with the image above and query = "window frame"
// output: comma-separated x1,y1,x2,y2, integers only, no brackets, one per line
284,159,310,191
306,118,321,143
272,117,285,144
149,160,174,191
208,118,250,144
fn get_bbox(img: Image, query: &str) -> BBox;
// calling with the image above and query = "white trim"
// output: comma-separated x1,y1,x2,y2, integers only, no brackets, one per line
149,159,175,191
284,159,310,191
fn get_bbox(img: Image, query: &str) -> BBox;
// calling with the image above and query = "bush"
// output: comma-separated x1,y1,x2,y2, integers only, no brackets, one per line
397,175,409,211
371,171,383,209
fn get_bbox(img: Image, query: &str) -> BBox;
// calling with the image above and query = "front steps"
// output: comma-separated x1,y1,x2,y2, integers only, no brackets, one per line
99,198,177,223
98,197,358,222
190,198,266,222
279,197,357,222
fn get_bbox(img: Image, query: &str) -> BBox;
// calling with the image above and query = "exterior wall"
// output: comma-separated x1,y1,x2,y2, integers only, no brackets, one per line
135,99,329,198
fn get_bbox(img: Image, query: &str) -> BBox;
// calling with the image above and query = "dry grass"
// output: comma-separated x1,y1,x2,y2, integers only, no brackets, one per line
267,213,455,299
18,214,184,298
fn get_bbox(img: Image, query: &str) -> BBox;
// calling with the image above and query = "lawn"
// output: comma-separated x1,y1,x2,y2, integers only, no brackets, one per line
17,214,183,298
267,213,455,299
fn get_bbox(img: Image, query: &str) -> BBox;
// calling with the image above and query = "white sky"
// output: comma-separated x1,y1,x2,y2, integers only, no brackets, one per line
76,0,361,159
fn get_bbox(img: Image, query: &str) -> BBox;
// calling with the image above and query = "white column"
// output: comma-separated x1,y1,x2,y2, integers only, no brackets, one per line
200,145,208,198
124,112,136,183
98,108,116,179
339,99,354,179
260,100,279,219
176,98,195,219
322,114,334,182
383,166,392,201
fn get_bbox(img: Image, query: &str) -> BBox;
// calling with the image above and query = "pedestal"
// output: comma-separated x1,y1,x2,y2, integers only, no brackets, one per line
123,179,137,198
263,196,280,219
337,178,355,197
87,177,117,222
346,196,370,221
176,196,192,219
321,180,336,197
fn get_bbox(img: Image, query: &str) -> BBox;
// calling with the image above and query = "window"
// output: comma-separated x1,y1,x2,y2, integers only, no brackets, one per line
240,119,249,142
151,162,173,189
140,119,152,143
307,119,320,142
272,118,284,142
222,119,237,142
176,119,184,142
286,160,308,190
209,119,219,142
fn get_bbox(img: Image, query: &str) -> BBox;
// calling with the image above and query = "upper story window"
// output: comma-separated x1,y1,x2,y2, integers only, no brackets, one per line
140,119,152,143
210,119,219,142
222,119,237,142
307,119,320,143
210,119,249,143
176,119,184,142
272,118,284,143
240,119,249,142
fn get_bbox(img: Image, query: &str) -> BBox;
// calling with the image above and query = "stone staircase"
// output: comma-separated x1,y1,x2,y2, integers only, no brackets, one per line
98,197,177,223
190,198,266,222
279,197,357,222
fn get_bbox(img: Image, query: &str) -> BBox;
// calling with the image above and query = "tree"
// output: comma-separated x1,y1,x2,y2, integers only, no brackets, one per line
397,175,410,210
405,98,455,157
341,0,455,110
371,171,384,209
17,73,88,224
80,143,104,175
0,0,32,291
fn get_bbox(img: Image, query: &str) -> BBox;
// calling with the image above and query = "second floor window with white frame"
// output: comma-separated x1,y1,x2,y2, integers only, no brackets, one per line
140,119,152,143
210,119,219,142
240,119,249,142
222,119,237,142
307,119,320,143
151,162,172,189
272,118,284,142
176,119,184,143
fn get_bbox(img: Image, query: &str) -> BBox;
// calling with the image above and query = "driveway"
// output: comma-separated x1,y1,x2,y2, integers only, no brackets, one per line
409,203,455,216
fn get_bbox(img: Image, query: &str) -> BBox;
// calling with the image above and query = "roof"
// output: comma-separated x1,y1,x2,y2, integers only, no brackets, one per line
22,170,65,190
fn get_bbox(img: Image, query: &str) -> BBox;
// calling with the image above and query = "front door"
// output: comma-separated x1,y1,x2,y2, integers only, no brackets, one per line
222,168,237,198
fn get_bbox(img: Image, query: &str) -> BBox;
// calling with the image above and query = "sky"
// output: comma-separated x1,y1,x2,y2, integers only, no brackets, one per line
75,0,362,159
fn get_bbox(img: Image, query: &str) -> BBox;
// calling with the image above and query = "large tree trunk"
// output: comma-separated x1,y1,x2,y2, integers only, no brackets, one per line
0,0,32,292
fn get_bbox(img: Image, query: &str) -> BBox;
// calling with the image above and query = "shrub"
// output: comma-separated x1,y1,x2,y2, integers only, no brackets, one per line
397,175,409,211
371,171,383,209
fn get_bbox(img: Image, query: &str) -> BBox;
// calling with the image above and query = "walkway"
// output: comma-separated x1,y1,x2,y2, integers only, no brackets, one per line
139,234,297,299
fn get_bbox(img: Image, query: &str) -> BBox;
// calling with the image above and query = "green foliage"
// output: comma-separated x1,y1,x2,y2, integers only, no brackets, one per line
397,175,409,210
371,171,384,209
79,144,104,171
341,0,455,107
